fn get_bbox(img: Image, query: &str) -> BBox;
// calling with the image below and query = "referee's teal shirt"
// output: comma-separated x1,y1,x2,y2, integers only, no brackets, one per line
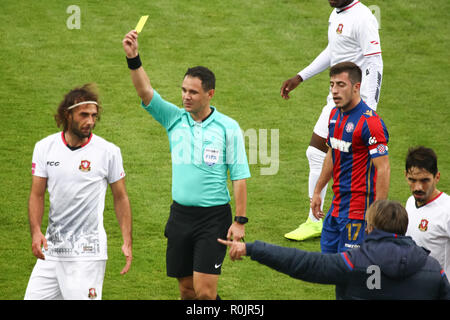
142,90,251,207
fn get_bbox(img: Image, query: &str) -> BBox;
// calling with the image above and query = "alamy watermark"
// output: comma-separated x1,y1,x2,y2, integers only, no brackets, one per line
369,5,381,29
65,4,382,31
63,3,380,175
170,128,279,176
244,129,279,176
366,265,381,290
66,5,81,29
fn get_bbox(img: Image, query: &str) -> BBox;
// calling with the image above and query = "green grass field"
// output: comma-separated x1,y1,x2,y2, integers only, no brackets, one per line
1,0,449,300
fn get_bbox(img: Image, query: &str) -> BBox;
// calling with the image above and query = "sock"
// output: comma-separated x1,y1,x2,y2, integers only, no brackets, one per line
306,146,328,222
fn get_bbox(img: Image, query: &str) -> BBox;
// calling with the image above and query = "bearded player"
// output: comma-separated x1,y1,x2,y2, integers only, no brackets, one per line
311,62,390,254
25,84,132,300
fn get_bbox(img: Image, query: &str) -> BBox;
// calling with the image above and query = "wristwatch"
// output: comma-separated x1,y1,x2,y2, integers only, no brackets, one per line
234,216,248,224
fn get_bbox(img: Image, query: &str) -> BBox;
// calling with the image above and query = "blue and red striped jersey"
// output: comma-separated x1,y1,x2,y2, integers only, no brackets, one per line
327,100,389,220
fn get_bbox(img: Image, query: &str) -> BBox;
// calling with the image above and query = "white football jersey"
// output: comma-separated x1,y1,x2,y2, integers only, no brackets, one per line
406,192,450,276
328,1,381,68
32,132,126,261
328,1,382,105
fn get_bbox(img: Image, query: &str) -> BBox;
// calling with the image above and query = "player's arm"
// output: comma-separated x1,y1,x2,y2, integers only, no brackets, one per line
218,239,351,286
28,176,48,260
110,178,133,274
122,30,154,106
227,179,247,241
363,113,390,200
362,54,383,110
372,155,390,200
297,45,331,83
280,45,331,100
358,14,383,110
311,147,333,219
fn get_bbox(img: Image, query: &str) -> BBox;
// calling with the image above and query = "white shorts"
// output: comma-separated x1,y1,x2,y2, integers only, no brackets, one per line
313,94,335,139
24,259,106,300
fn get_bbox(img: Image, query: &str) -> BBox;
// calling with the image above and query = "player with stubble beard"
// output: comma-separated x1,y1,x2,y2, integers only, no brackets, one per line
282,0,384,242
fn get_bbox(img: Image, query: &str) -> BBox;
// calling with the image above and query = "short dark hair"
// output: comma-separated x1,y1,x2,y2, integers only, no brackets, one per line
54,83,102,131
405,146,438,176
184,66,215,91
366,200,409,235
329,61,362,85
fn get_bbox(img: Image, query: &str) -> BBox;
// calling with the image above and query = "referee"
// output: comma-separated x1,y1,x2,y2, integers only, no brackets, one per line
122,30,251,300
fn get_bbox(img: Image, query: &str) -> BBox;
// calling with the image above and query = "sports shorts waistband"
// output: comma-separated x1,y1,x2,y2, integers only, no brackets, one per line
171,201,230,214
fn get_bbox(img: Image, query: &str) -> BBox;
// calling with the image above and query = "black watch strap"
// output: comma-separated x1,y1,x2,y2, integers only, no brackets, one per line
234,216,248,224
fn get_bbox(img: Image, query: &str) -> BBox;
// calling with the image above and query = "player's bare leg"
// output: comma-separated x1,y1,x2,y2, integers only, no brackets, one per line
285,132,327,241
177,276,196,300
193,272,219,300
177,273,219,300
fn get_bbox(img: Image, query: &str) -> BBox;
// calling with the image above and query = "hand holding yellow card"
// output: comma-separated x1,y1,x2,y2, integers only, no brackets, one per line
135,15,149,33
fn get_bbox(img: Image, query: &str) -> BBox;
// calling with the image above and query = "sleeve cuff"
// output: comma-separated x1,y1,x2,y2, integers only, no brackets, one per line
245,242,254,256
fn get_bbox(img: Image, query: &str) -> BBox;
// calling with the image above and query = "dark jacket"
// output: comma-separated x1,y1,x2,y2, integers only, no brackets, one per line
246,229,450,299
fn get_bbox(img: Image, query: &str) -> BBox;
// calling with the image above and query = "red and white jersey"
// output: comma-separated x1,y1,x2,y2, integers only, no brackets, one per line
328,1,381,71
406,192,450,276
32,132,126,261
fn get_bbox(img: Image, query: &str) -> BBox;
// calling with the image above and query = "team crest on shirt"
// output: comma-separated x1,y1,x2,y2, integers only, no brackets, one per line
336,23,344,34
88,288,97,299
418,219,429,232
345,122,355,133
79,160,91,172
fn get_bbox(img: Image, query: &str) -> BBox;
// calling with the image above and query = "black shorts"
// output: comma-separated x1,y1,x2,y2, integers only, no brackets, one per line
164,201,232,278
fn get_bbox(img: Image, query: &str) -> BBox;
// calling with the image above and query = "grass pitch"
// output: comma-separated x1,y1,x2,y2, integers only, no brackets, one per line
1,0,449,300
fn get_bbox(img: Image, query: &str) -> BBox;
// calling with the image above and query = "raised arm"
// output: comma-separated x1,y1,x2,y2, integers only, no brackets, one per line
122,30,154,106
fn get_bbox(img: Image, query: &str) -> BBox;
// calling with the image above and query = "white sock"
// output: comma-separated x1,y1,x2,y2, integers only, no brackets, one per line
306,146,328,222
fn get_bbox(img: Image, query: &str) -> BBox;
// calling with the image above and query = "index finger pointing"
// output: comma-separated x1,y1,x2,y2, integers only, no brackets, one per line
217,238,231,246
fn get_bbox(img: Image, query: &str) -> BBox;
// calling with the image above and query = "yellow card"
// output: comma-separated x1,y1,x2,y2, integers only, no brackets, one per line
135,15,149,33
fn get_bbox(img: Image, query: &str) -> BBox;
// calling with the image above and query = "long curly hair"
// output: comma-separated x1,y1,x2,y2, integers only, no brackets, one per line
54,83,102,131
